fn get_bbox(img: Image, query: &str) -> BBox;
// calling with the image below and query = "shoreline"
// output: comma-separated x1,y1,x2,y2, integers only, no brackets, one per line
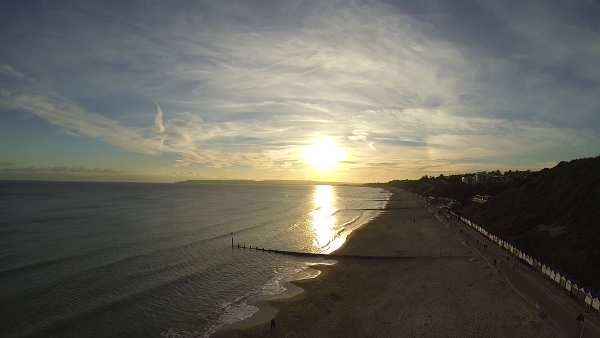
215,190,557,337
208,268,323,338
210,189,394,337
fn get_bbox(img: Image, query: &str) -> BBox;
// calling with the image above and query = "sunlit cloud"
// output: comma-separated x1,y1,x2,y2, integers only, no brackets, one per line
0,0,598,182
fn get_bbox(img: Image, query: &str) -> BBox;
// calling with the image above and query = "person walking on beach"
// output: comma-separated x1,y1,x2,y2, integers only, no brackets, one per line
576,313,584,326
494,258,496,266
271,319,276,331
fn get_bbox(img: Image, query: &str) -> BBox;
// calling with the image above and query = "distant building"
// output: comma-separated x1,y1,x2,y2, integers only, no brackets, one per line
461,169,535,185
462,173,477,184
473,195,489,203
476,171,488,184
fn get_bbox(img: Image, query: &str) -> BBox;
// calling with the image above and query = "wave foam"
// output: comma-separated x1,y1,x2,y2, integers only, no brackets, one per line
197,266,306,337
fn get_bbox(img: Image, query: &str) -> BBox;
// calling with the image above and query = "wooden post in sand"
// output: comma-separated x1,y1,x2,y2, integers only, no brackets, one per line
231,233,234,247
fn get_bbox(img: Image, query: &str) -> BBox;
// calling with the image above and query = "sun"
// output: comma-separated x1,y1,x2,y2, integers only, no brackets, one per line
303,139,345,170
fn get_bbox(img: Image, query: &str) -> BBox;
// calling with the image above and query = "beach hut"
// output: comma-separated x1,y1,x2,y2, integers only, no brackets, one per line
541,264,547,276
547,264,557,279
559,275,567,291
548,267,556,281
566,279,573,294
578,286,586,304
592,293,600,316
571,280,580,299
553,270,561,285
584,288,595,309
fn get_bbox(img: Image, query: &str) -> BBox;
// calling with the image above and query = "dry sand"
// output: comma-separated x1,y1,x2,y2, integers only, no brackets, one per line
215,190,559,338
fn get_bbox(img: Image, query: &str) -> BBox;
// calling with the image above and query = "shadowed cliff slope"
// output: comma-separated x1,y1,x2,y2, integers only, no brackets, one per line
456,156,600,289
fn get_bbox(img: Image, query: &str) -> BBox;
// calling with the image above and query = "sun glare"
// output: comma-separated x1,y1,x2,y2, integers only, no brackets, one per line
303,139,345,170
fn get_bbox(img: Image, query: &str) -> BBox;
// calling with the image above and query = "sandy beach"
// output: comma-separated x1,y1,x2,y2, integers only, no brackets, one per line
215,190,560,337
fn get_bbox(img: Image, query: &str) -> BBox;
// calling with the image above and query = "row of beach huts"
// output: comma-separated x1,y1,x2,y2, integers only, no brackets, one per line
446,209,600,317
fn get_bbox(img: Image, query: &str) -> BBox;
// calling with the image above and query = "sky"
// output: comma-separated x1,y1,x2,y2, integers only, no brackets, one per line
1,0,599,183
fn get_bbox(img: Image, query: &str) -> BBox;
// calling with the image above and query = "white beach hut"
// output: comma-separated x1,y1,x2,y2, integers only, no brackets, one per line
584,289,594,309
566,279,572,293
592,293,599,315
559,275,567,290
554,271,561,285
578,286,586,304
548,268,556,281
571,281,580,299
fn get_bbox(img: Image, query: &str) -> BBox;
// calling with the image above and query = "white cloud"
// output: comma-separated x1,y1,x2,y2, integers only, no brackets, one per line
0,64,32,81
58,129,81,137
1,93,163,155
1,1,599,181
175,112,203,123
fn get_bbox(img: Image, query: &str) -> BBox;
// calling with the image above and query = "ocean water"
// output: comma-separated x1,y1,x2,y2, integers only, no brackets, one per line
0,181,389,338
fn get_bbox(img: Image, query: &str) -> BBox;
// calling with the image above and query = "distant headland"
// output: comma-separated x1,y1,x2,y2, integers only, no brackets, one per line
175,179,361,186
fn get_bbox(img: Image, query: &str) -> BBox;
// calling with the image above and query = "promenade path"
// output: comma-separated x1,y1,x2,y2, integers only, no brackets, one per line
432,204,600,338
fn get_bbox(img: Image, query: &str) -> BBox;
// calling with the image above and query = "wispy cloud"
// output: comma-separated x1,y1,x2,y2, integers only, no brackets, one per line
0,1,599,181
1,92,163,155
0,64,33,81
58,129,81,137
1,166,126,176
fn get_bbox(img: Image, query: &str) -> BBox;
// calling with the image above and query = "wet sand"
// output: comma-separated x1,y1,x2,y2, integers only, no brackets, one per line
215,190,559,337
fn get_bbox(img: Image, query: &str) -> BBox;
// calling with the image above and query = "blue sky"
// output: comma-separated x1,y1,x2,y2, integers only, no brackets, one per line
1,0,599,183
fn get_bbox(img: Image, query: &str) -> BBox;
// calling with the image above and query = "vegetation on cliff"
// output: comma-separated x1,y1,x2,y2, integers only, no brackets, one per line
455,157,600,289
368,156,600,289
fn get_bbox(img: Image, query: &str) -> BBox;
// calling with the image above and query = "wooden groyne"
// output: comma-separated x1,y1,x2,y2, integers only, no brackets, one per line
231,243,416,259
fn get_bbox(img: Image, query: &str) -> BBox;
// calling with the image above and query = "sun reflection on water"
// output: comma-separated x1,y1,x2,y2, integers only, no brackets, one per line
310,185,346,253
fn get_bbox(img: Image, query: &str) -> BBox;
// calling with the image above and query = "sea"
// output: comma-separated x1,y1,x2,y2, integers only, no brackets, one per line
0,181,390,338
